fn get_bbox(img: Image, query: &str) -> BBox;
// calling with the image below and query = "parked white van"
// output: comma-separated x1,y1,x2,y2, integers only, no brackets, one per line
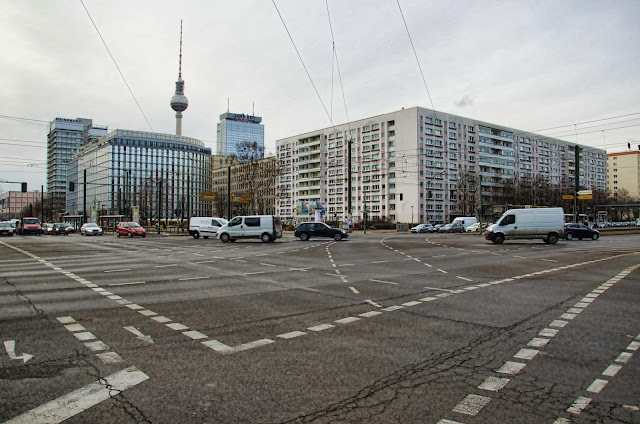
485,207,565,244
216,215,282,243
189,217,228,239
451,216,478,230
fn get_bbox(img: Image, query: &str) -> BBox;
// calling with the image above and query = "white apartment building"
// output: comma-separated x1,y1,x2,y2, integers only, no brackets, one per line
276,107,607,224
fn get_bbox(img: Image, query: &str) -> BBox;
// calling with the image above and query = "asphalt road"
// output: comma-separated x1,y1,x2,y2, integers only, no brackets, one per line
1,231,639,423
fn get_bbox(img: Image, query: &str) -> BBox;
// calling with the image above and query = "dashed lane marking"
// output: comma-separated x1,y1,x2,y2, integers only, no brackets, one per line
3,366,149,424
370,279,398,285
108,281,145,286
452,394,492,416
349,287,360,294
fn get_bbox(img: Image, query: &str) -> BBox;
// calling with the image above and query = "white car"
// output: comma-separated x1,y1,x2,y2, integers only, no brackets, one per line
81,223,103,236
411,224,434,233
465,222,481,232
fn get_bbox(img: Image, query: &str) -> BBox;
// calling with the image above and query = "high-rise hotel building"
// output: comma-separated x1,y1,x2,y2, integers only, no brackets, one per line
47,118,108,194
276,107,607,224
216,112,264,159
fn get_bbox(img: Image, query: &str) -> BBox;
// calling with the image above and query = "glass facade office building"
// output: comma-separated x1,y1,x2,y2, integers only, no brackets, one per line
66,129,212,221
47,118,108,194
216,112,264,158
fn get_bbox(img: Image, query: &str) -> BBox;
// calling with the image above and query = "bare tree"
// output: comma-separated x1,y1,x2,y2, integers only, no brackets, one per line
231,141,280,215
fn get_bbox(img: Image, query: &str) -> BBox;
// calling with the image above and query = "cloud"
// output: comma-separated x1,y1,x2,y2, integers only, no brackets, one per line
454,95,474,108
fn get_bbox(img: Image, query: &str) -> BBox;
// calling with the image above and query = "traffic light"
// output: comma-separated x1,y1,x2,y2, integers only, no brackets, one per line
21,182,27,192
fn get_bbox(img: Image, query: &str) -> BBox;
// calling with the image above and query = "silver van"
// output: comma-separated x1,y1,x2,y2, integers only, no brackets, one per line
485,207,565,244
189,217,228,239
216,215,282,243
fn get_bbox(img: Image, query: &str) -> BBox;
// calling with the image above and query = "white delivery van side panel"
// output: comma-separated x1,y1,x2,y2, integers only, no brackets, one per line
486,208,564,244
452,217,477,229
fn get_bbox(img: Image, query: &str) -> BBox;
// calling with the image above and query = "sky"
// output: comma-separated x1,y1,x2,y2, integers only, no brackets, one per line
1,0,639,193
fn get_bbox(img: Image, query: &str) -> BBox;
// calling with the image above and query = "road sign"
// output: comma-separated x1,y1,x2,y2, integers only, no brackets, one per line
200,191,217,202
577,190,592,195
598,211,607,216
577,194,593,200
231,192,250,202
562,194,574,200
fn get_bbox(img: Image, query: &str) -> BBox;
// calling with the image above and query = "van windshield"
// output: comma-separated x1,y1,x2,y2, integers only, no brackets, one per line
228,217,242,226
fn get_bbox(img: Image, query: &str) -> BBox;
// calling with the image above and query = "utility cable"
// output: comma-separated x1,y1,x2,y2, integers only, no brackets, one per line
79,0,154,132
396,0,437,118
272,0,333,125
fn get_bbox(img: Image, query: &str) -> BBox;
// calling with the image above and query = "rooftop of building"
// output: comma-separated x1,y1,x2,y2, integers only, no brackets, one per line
97,129,205,147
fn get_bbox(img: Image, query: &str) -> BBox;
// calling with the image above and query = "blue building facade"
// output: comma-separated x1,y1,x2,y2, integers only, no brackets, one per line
216,112,264,159
66,129,211,222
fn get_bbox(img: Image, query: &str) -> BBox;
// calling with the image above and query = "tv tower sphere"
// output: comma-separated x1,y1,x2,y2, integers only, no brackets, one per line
171,20,188,135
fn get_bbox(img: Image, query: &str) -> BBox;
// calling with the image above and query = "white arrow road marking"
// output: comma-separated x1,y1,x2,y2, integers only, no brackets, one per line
4,366,149,424
123,326,154,344
4,340,33,363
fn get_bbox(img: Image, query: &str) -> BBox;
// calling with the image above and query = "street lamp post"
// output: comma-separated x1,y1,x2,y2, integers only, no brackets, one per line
411,205,414,228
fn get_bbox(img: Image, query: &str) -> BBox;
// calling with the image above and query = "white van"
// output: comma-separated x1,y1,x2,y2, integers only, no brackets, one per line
451,216,478,230
216,215,282,243
485,207,565,244
189,217,228,239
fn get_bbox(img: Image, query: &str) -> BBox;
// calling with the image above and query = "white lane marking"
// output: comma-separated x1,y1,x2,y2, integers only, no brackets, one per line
182,330,208,340
616,352,633,363
83,341,108,352
477,376,510,392
497,361,526,375
194,260,217,265
528,338,551,348
602,364,622,377
419,297,438,302
125,304,144,310
260,263,277,267
371,260,388,264
541,258,558,262
3,366,149,424
155,264,177,268
627,341,640,351
245,272,266,275
3,340,34,363
64,324,86,332
452,394,492,416
550,320,568,328
166,323,189,331
514,348,539,360
277,331,306,339
340,263,355,266
108,281,145,286
123,326,154,343
96,351,122,364
152,316,171,323
402,301,422,307
432,255,447,258
437,269,448,274
359,311,383,318
424,263,433,267
370,279,398,285
191,253,205,257
307,324,334,332
424,286,457,292
513,255,527,259
103,268,131,273
366,299,382,308
381,305,403,311
539,328,559,337
436,420,464,424
349,286,360,294
179,276,208,281
57,317,76,324
567,396,591,414
456,276,473,282
334,317,360,324
73,332,96,341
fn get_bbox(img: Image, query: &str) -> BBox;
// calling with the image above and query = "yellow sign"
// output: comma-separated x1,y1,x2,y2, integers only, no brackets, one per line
200,191,217,202
577,194,593,200
562,195,574,200
231,192,250,202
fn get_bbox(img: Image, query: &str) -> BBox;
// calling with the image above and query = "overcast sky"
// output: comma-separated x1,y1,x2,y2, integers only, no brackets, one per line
1,0,639,192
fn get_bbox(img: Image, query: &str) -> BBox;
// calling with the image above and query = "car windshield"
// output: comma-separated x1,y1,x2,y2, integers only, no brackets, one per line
129,222,141,228
24,219,39,225
87,223,99,228
0,223,10,228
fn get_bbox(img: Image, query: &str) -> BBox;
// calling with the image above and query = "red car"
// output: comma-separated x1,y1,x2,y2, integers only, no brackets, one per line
116,222,146,238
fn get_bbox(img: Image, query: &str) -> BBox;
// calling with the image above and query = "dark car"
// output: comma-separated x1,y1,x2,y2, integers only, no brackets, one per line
0,222,14,237
430,224,445,233
564,223,599,240
294,222,348,241
116,222,147,238
52,223,69,236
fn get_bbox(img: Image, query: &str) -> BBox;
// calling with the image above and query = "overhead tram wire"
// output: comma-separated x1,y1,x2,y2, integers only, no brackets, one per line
0,115,49,126
396,0,437,118
512,112,640,137
272,0,333,126
79,0,154,132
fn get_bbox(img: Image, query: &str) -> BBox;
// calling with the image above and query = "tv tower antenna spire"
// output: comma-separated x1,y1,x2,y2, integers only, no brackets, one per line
170,19,188,136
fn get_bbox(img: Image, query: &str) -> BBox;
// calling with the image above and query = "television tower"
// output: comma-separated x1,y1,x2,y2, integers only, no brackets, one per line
170,20,188,136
